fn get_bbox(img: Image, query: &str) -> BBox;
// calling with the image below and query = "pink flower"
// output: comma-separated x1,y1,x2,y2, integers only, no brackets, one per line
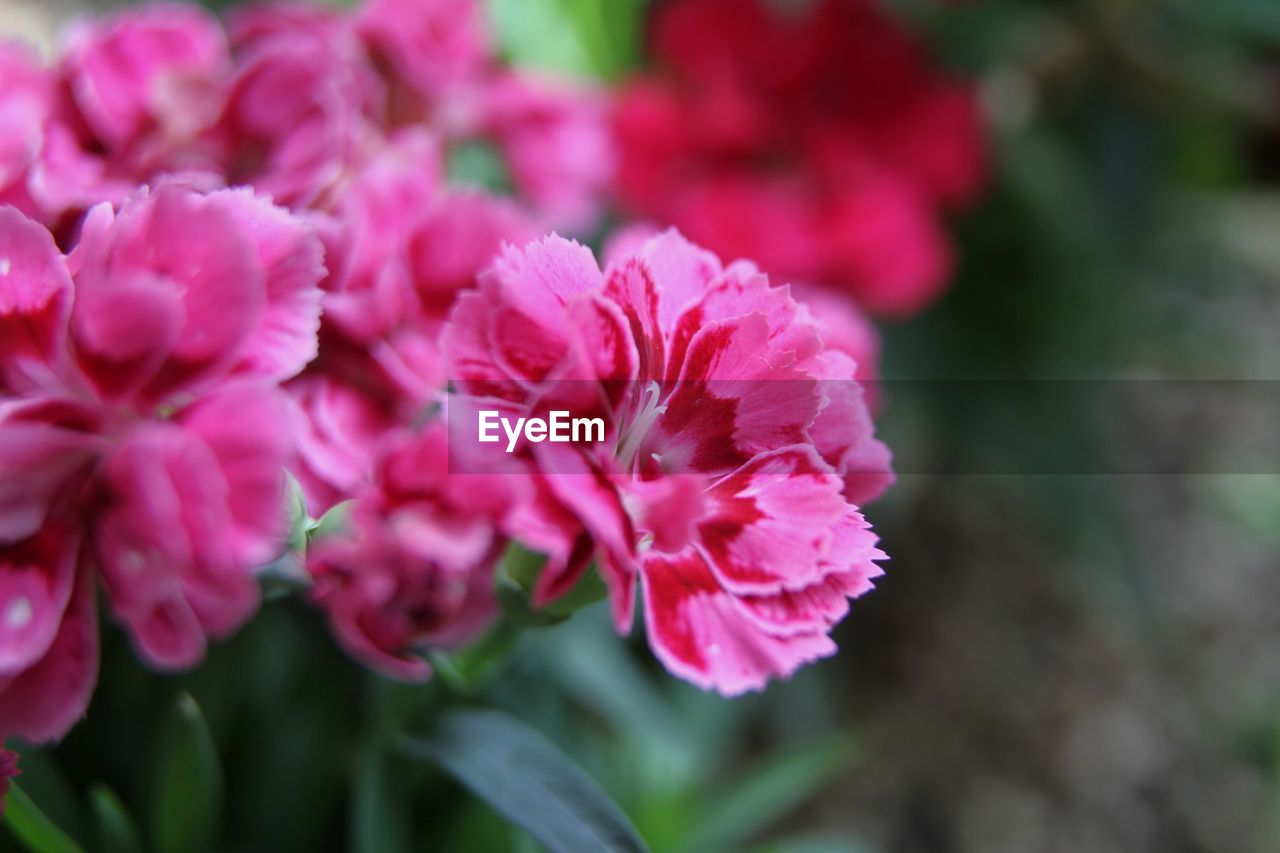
60,4,229,150
67,185,324,404
356,0,489,101
474,72,615,232
614,0,985,315
792,284,882,390
308,424,511,680
0,186,323,735
0,5,233,228
443,230,891,693
218,9,383,209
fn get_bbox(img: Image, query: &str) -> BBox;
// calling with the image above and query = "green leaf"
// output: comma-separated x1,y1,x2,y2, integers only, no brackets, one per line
351,736,411,853
88,785,142,853
428,620,523,692
400,709,649,853
308,499,354,542
149,693,221,853
497,543,608,626
447,140,514,195
676,735,859,853
283,470,312,552
3,784,85,853
487,0,648,80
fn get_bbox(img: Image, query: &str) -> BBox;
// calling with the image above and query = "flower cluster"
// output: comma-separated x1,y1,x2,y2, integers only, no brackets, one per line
443,230,892,693
0,0,605,748
1,0,610,236
614,0,986,316
0,185,322,743
0,0,914,771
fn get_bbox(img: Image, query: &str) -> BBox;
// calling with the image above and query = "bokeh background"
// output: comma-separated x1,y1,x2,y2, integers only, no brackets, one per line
3,0,1280,851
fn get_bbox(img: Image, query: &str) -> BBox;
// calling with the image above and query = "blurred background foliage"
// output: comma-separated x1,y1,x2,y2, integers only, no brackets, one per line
3,0,1280,850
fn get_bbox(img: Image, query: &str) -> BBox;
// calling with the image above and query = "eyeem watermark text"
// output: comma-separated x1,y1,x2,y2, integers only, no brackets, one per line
478,410,606,453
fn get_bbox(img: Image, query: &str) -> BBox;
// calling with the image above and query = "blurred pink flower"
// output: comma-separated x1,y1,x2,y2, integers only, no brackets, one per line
287,133,532,514
0,186,323,736
614,0,985,316
308,424,512,680
357,0,489,100
443,230,891,693
475,72,615,232
3,0,615,242
67,185,324,403
61,4,229,150
219,2,384,208
0,6,232,227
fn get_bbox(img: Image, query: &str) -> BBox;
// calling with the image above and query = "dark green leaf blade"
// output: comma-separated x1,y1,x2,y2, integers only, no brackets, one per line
149,693,221,853
677,734,859,853
400,709,648,853
88,784,141,853
3,784,85,853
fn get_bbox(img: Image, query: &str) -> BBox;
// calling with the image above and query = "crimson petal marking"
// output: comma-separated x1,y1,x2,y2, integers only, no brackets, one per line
442,289,528,400
654,314,820,475
0,206,72,395
564,294,640,386
603,258,665,382
536,443,634,579
666,261,818,378
697,446,848,594
734,509,886,637
641,548,836,696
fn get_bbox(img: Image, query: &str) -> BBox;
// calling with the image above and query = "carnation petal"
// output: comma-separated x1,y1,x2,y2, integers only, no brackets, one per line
0,560,98,743
641,548,836,696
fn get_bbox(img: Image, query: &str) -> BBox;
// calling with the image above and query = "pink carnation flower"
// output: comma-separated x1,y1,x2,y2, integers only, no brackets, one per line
61,4,229,151
443,230,892,694
0,186,323,740
2,6,231,227
218,4,384,209
308,424,512,680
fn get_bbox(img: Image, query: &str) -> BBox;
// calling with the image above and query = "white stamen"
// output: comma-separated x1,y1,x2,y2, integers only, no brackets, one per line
0,258,11,276
616,381,667,469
